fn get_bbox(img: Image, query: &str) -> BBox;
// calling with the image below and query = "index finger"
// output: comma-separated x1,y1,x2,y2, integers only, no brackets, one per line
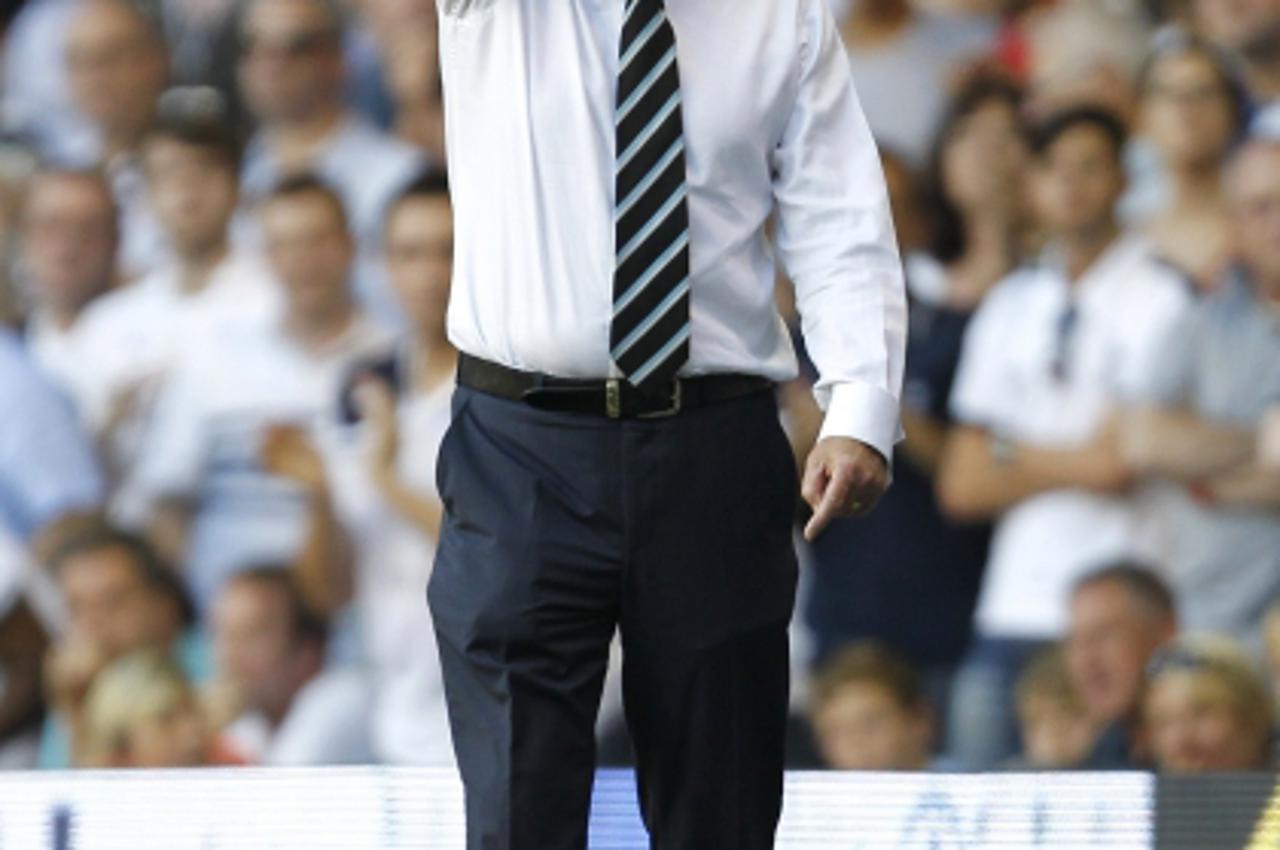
803,469,852,542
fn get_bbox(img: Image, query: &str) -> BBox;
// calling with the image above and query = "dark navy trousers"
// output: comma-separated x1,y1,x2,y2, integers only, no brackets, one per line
427,384,799,850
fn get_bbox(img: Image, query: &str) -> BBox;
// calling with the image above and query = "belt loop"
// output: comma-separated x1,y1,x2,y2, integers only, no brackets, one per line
606,379,622,419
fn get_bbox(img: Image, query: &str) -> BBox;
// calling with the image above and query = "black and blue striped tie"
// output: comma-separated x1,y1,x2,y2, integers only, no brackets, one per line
611,0,690,394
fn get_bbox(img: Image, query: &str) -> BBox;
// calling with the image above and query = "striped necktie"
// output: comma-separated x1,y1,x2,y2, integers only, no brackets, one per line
611,0,690,394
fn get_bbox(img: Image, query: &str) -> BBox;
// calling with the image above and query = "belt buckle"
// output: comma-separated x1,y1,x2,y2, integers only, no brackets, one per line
606,379,622,419
637,379,683,419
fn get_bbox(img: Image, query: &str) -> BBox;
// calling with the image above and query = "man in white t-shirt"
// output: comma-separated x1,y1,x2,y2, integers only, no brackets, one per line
75,89,279,493
125,177,389,612
212,568,370,765
936,108,1194,768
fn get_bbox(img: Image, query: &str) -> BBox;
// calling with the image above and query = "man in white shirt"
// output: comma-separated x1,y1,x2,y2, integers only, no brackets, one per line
126,177,389,612
212,568,371,765
236,0,425,325
936,108,1194,769
75,88,279,494
433,2,906,847
18,168,118,391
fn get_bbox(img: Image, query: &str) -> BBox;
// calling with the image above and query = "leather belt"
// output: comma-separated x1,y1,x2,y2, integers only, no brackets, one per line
457,354,773,419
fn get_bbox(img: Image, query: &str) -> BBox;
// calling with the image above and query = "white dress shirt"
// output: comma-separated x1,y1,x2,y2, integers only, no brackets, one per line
949,234,1193,639
437,0,906,459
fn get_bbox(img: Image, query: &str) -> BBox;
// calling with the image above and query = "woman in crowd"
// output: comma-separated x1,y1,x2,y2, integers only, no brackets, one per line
1135,29,1250,290
76,649,242,768
1144,637,1275,773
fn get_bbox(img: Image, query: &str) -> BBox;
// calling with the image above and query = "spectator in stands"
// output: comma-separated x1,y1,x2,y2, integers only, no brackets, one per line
3,0,101,165
1136,29,1250,289
1019,0,1151,122
272,173,454,764
0,534,49,769
810,642,938,771
63,0,171,276
153,0,241,91
126,176,388,612
1265,601,1280,715
360,0,445,164
17,168,117,392
937,107,1194,768
0,139,39,328
73,87,277,490
1194,0,1280,103
42,525,200,769
1,279,102,772
77,649,242,768
1144,636,1276,773
1008,646,1097,770
805,79,1028,713
1116,135,1280,648
236,0,423,322
0,325,102,558
1066,563,1178,768
210,568,370,764
840,0,997,167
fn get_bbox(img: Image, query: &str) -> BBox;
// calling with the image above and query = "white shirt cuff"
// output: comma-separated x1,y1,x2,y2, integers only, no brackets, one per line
815,380,903,464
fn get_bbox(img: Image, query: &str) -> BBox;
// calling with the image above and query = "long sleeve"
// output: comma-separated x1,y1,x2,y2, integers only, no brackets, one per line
770,0,907,461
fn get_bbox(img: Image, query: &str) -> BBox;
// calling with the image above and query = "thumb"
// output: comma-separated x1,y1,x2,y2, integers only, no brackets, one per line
801,453,828,510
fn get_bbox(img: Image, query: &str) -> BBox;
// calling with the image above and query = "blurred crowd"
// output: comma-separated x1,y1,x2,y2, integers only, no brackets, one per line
0,0,1278,779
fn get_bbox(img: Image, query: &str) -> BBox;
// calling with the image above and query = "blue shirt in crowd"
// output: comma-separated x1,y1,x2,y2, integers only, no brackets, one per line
0,329,102,542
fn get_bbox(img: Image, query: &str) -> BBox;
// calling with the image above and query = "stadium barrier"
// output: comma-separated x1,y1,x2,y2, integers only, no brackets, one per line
0,767,1273,848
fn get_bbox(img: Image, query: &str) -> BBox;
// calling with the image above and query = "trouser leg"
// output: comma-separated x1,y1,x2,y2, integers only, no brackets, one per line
429,388,622,850
619,390,799,849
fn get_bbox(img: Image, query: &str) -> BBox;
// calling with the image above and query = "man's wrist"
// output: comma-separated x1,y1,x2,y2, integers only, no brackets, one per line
815,381,901,464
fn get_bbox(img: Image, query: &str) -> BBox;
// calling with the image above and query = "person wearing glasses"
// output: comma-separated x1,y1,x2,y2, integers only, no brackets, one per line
935,107,1194,769
1134,29,1251,292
